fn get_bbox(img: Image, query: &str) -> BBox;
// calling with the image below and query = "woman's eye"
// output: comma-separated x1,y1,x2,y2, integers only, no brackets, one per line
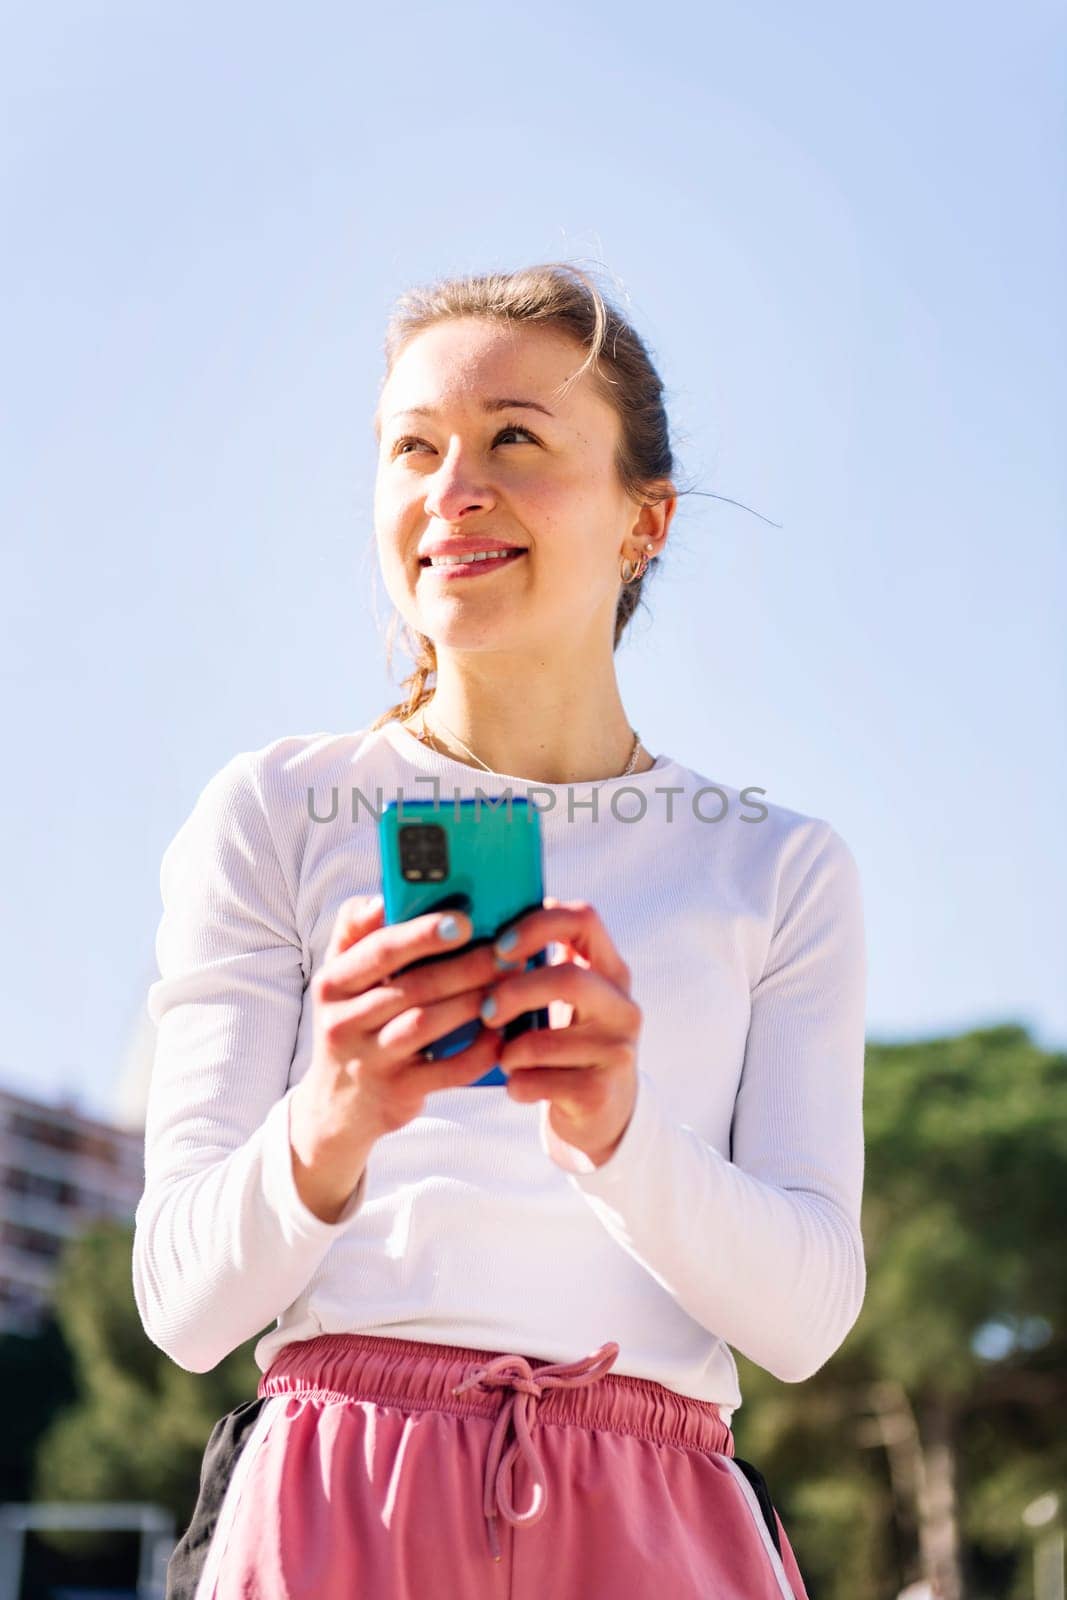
392,424,537,458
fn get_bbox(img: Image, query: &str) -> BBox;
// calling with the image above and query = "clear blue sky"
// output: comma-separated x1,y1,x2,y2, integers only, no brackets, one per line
3,2,1064,1122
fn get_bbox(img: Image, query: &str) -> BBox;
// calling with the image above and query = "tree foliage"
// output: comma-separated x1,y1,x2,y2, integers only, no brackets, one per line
731,1023,1067,1599
28,1220,258,1551
0,1316,77,1503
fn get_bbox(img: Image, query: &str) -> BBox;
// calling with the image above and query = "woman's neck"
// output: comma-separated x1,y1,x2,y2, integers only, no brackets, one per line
403,685,653,785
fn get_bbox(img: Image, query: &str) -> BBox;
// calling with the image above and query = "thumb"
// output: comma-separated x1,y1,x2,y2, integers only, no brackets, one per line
327,892,384,959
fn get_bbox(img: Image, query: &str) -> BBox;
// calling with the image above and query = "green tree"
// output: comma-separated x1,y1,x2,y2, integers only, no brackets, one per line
0,1315,77,1503
731,1023,1067,1600
31,1219,259,1552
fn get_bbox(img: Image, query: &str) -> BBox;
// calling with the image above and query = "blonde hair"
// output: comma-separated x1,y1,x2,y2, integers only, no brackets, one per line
368,261,683,733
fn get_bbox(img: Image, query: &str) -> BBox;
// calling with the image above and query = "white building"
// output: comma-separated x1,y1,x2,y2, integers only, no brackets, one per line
0,1086,145,1335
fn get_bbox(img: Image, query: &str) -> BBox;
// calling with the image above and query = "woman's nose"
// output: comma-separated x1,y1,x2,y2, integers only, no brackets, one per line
423,461,495,523
426,495,487,523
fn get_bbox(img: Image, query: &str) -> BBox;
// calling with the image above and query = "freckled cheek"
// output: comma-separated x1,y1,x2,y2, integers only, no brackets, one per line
533,485,608,570
519,482,589,546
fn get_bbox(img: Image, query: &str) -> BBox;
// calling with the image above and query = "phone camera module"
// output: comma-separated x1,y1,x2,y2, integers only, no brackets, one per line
399,823,448,883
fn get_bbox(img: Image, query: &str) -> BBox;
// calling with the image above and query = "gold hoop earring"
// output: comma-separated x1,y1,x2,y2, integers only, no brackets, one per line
620,542,656,585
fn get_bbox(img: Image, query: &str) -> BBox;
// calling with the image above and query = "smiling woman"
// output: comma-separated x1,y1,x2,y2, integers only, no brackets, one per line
366,320,671,789
137,261,865,1600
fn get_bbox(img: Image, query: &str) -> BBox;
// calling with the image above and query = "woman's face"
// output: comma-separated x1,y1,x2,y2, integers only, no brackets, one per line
373,317,654,658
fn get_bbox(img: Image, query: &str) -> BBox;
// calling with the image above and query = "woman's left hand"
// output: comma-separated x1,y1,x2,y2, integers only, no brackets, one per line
481,897,641,1167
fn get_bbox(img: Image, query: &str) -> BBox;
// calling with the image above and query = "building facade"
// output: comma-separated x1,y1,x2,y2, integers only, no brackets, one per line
0,1087,144,1335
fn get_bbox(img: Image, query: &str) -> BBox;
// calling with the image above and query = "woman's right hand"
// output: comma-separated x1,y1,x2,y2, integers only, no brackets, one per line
288,894,507,1219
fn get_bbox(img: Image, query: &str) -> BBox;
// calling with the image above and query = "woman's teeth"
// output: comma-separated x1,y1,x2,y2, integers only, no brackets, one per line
425,550,523,567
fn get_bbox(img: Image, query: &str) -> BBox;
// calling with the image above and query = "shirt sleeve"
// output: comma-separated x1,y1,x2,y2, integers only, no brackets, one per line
539,824,868,1384
132,751,369,1374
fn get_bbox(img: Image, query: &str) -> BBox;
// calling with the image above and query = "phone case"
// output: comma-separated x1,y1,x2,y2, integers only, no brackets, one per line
378,795,550,1087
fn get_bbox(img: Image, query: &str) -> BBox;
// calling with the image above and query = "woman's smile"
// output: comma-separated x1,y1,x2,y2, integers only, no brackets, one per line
419,548,528,579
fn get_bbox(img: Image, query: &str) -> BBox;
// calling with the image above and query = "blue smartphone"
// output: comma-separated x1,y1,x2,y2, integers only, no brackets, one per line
377,795,550,1087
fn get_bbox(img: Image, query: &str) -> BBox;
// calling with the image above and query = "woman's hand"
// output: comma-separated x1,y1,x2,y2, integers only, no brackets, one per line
304,895,506,1139
290,895,505,1220
483,897,642,1167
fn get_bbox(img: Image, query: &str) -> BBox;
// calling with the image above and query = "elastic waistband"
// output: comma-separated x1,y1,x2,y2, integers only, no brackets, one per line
258,1332,733,1457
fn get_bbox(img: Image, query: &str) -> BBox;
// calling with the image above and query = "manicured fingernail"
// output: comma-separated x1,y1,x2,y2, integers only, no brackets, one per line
438,914,463,941
480,993,498,1022
494,927,519,955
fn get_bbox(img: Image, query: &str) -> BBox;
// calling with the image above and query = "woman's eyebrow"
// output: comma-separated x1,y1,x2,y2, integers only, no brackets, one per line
388,398,556,422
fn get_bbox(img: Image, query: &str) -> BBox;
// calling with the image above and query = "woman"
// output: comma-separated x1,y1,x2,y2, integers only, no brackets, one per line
135,262,867,1600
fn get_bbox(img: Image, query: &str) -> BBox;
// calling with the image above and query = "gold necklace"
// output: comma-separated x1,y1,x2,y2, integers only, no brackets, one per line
416,706,645,780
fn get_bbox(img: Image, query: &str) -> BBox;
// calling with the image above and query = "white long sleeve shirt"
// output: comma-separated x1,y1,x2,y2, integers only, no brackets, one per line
133,719,868,1426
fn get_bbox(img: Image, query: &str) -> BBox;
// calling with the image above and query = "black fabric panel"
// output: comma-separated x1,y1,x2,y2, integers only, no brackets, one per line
731,1456,784,1558
164,1395,268,1600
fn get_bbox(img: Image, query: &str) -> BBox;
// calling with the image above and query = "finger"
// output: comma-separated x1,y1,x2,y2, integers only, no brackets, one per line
499,1023,634,1073
482,961,640,1032
405,1024,506,1096
322,935,499,1014
376,983,498,1056
319,906,474,1001
493,903,631,993
326,894,385,961
500,1065,601,1107
324,981,496,1063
